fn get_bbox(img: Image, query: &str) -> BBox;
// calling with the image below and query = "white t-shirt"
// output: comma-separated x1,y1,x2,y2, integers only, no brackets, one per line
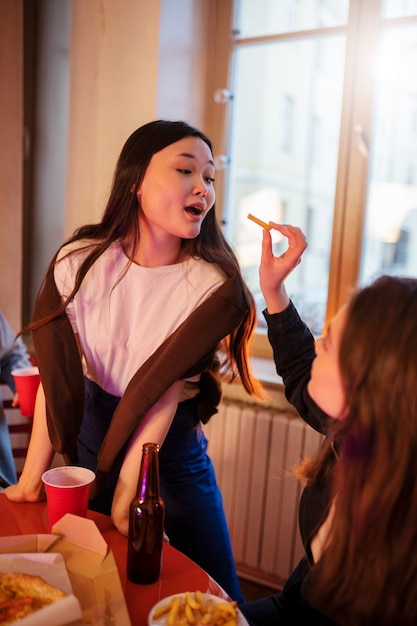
54,240,226,397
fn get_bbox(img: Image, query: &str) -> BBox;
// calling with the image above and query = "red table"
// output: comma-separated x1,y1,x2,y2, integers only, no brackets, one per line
0,494,226,625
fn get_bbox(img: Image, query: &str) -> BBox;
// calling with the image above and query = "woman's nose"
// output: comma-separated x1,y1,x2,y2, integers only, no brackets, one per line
194,179,208,197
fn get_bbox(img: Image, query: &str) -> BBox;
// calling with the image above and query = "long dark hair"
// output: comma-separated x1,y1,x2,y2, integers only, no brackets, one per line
306,276,417,624
30,120,263,398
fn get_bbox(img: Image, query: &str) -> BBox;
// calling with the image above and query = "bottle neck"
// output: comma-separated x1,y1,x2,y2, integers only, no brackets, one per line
137,443,160,500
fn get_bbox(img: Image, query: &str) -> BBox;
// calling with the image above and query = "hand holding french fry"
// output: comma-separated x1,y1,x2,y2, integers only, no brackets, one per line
259,222,308,315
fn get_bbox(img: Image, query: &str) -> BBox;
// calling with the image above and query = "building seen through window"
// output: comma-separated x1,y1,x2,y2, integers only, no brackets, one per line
213,0,417,342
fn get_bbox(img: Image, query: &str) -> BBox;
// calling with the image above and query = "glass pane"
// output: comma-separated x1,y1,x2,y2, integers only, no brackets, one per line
381,0,417,18
360,26,417,284
233,0,349,39
225,35,346,335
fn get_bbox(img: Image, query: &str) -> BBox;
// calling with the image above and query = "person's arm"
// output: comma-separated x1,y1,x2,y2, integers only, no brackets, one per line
259,224,330,434
5,329,86,500
111,379,185,536
259,223,307,314
4,382,54,501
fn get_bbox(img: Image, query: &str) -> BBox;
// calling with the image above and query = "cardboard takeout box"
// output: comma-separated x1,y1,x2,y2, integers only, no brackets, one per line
0,552,82,626
0,513,131,626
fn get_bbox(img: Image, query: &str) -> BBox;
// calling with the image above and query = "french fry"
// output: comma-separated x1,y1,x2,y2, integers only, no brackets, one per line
247,213,272,231
151,592,238,626
185,591,200,610
184,602,197,624
194,590,204,606
167,596,182,626
153,602,172,620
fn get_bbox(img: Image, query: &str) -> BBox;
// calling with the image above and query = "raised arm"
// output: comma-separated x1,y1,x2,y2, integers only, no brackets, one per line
259,223,330,434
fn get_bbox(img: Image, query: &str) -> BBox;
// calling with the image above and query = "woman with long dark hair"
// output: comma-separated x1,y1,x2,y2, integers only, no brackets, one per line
240,222,417,624
5,120,263,602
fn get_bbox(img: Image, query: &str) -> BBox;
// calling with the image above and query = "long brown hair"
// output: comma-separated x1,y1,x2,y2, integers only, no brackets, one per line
29,120,263,399
307,276,417,624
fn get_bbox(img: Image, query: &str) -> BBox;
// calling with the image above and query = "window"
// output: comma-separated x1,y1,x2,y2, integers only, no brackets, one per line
279,95,294,152
209,0,417,355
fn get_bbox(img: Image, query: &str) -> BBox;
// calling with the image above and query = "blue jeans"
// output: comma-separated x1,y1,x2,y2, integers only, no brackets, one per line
77,377,244,603
0,406,17,487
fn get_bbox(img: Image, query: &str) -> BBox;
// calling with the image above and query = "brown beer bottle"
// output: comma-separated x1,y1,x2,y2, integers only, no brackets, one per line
127,442,165,584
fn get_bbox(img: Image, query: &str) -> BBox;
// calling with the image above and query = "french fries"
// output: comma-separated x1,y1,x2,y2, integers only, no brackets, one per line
151,590,238,626
247,213,272,231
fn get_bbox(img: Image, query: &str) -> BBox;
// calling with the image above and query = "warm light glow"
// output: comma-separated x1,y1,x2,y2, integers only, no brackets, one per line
366,182,417,243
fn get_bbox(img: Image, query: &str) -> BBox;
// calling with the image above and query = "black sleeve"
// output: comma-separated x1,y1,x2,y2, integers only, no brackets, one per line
263,301,331,435
239,557,331,625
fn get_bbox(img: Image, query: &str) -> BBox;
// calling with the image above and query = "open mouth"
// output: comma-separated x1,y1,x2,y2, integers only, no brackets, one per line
185,205,203,216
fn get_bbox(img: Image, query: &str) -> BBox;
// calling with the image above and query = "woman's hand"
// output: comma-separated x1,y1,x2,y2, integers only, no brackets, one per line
111,477,133,537
4,477,45,503
11,392,19,408
259,223,307,314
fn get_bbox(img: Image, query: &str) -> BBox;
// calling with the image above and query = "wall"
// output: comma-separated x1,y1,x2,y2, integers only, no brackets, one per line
63,0,213,236
0,0,215,328
29,0,71,321
63,0,162,238
157,0,212,130
0,1,23,329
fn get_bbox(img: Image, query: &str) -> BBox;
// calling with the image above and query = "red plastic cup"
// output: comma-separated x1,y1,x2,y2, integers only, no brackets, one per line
11,366,41,417
41,466,96,530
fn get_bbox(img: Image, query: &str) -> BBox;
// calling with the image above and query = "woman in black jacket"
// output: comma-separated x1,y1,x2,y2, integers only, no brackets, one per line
240,223,417,625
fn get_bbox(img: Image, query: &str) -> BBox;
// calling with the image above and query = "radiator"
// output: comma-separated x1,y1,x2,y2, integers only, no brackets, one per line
203,399,323,588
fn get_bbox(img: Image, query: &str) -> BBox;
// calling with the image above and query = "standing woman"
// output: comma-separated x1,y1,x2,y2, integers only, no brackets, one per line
5,120,263,602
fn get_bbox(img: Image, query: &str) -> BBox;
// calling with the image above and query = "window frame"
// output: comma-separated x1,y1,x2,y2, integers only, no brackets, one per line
207,0,417,358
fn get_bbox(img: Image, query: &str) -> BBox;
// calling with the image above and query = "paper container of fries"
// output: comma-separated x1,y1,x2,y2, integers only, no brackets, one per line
0,514,131,626
148,591,249,626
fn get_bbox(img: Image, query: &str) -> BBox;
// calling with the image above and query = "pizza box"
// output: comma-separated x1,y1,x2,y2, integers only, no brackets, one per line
0,513,131,625
0,552,82,625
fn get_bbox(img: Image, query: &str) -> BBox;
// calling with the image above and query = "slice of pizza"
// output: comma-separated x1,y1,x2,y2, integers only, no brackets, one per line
0,572,66,624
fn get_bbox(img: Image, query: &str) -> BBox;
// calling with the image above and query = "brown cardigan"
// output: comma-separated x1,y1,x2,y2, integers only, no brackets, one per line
32,257,249,484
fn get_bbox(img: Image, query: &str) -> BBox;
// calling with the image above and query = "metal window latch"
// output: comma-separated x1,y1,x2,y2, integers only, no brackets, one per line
353,124,369,158
214,154,230,170
213,88,233,104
